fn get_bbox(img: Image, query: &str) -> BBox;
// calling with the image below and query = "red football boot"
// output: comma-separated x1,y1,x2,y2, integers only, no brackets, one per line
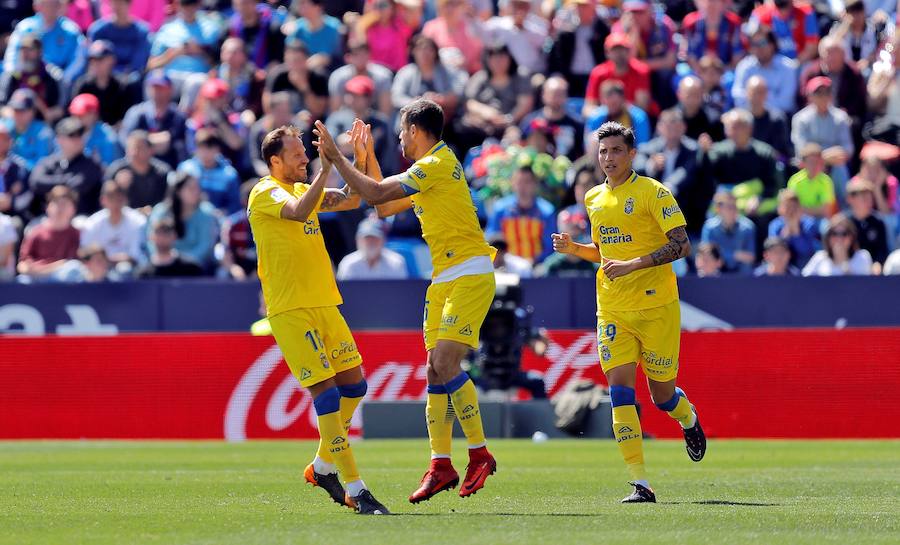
408,458,460,504
459,447,496,498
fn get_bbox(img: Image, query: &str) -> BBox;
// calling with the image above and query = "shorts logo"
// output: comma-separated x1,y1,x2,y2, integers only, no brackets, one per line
601,345,611,362
624,197,634,215
300,368,312,380
330,436,346,445
319,353,330,369
441,315,459,327
459,324,472,336
657,188,670,199
618,425,634,434
330,341,357,360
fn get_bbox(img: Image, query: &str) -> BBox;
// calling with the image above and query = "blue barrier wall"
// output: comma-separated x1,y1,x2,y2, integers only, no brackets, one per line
1,277,899,334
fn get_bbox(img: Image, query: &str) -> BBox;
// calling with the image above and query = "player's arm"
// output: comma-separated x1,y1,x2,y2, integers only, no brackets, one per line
603,226,692,280
552,232,603,263
279,158,331,222
318,121,374,213
354,123,414,218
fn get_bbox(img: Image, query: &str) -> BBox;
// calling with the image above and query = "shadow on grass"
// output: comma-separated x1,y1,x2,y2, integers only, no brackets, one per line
659,500,781,507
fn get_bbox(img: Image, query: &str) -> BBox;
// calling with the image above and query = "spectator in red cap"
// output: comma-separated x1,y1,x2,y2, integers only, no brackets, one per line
186,77,248,175
583,32,652,119
613,0,678,109
69,93,123,168
792,76,853,207
0,35,63,124
326,74,396,173
71,39,138,126
328,39,395,117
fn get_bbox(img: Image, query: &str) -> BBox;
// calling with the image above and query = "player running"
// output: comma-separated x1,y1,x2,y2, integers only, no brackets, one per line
313,100,498,503
248,124,389,515
551,122,707,503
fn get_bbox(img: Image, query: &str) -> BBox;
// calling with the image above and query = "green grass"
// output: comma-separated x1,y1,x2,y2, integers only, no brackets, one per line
2,440,899,545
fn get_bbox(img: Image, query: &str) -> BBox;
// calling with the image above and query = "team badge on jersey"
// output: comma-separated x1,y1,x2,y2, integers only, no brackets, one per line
270,187,291,202
624,197,635,215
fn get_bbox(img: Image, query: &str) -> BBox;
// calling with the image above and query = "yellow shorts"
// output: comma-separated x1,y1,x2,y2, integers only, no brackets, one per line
596,300,681,382
268,306,363,388
424,273,495,351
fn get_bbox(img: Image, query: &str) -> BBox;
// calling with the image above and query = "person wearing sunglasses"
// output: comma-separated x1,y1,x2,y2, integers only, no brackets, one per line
802,213,873,276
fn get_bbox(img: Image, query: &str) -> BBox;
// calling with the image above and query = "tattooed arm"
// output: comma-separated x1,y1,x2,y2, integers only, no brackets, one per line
602,226,692,280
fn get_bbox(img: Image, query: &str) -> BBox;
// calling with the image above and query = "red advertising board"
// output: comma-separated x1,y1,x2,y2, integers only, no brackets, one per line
1,329,899,439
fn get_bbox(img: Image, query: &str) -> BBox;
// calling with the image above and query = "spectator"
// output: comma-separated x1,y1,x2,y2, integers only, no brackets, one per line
787,143,836,218
148,0,223,88
216,37,265,117
696,54,732,120
864,35,899,145
754,235,801,276
228,0,286,70
768,188,820,268
518,76,585,161
613,0,678,109
3,0,86,85
750,0,819,63
354,0,419,73
829,0,881,73
16,185,80,280
177,129,242,214
0,120,31,220
136,216,205,277
119,70,188,169
6,89,56,171
328,40,394,118
87,0,152,77
391,34,466,123
66,0,96,32
792,76,854,205
250,92,301,177
106,131,172,211
694,241,724,277
0,211,17,280
60,244,118,282
676,75,724,142
337,218,409,280
536,209,597,278
681,0,745,70
185,79,248,173
746,75,792,161
69,94,124,168
422,0,484,74
701,190,757,274
457,43,534,156
585,80,652,154
30,117,104,216
289,0,343,70
487,232,533,278
486,166,555,264
71,40,137,126
845,178,890,268
853,155,899,217
732,25,798,115
799,36,867,130
802,213,873,276
634,108,702,234
148,170,220,271
220,180,256,280
0,35,63,123
79,181,147,269
560,168,597,228
701,108,781,219
326,75,396,175
264,37,329,123
547,0,610,98
97,0,166,33
481,0,550,75
583,33,652,118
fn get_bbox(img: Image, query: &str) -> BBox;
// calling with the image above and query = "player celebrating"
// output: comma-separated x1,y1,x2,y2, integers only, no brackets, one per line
313,100,498,503
248,124,389,515
552,122,707,503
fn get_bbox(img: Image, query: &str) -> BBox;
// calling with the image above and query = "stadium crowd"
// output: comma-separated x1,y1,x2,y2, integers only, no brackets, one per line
0,0,899,283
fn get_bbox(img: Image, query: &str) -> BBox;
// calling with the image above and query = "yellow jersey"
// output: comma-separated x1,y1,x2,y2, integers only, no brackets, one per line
399,141,494,278
584,170,687,311
248,175,342,316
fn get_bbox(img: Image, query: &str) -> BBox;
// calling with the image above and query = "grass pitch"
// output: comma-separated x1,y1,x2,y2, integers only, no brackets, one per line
2,439,898,545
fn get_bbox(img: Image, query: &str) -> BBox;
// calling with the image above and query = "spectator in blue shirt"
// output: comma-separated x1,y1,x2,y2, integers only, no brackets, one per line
6,89,56,170
701,190,757,274
732,25,798,115
290,0,343,70
87,0,152,77
176,129,241,214
767,188,821,268
69,93,124,168
148,0,223,87
148,170,220,272
3,0,86,85
585,79,651,156
486,166,556,264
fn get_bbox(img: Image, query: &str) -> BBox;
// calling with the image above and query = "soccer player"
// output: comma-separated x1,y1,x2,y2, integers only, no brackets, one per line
248,124,389,515
551,122,707,503
312,100,498,503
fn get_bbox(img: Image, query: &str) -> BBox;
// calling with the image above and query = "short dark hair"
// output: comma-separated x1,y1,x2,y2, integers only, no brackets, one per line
47,185,77,207
195,128,221,149
400,98,444,140
127,129,151,147
596,121,635,149
261,125,303,168
696,242,722,260
101,179,126,197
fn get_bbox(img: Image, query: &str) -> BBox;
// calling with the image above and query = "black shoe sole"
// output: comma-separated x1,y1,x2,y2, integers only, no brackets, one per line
409,477,459,504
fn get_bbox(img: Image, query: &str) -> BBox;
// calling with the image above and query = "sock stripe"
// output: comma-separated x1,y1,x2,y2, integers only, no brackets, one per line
338,379,368,398
445,372,469,393
313,387,341,415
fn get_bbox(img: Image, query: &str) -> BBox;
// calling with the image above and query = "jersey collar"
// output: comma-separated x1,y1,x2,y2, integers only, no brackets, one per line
424,140,447,157
607,170,638,189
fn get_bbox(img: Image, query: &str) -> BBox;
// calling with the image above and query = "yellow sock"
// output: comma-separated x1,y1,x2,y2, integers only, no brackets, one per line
668,392,696,429
447,373,486,447
612,405,646,482
426,386,454,457
317,381,367,464
317,410,360,483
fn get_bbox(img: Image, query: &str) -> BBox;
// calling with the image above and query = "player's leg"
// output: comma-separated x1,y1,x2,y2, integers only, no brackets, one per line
599,311,654,502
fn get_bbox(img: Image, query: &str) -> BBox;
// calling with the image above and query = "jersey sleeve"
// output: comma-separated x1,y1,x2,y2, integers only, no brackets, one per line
650,183,687,234
399,155,441,195
250,181,292,218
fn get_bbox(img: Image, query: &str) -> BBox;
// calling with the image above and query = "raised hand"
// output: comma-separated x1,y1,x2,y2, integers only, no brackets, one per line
312,120,340,161
364,123,376,157
349,119,367,165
